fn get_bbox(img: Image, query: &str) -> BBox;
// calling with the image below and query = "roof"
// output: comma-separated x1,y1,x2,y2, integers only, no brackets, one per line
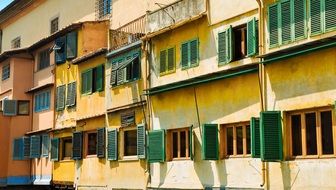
0,47,30,62
26,82,54,93
0,0,34,25
72,48,107,65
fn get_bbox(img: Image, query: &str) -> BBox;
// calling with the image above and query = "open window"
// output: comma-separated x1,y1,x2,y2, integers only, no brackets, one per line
86,132,97,157
61,138,72,160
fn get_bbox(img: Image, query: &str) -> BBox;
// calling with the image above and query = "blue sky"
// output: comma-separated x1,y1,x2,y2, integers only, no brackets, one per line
0,0,14,11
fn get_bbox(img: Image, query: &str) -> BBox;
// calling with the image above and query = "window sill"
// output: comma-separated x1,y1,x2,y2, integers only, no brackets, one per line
289,155,336,160
119,155,139,162
59,159,73,163
111,78,141,89
35,65,53,73
85,155,97,159
181,63,199,70
169,157,192,161
159,70,176,77
224,154,251,159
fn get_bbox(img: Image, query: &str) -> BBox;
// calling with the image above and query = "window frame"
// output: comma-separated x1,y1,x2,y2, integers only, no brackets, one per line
11,36,21,49
159,46,176,76
167,127,190,161
38,49,50,71
17,100,30,116
121,127,138,159
81,64,104,95
85,131,98,158
50,16,59,34
287,107,336,159
2,64,10,81
61,137,72,160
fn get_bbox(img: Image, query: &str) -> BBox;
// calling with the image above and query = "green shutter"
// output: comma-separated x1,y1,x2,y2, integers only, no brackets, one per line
56,85,65,111
269,4,279,47
3,100,17,116
41,134,49,157
13,138,24,160
251,117,260,158
23,136,30,158
66,31,77,59
110,61,118,86
117,68,125,85
202,124,218,160
325,0,336,31
137,124,146,159
226,26,233,63
310,0,323,35
293,0,306,40
160,50,167,74
97,128,105,158
281,1,292,44
96,65,104,92
181,42,189,68
189,126,194,160
247,18,257,56
167,47,175,72
55,36,66,64
218,31,227,64
50,138,59,161
107,129,118,161
148,130,165,163
30,135,41,158
260,111,283,162
66,82,76,107
190,39,199,66
72,132,83,160
81,70,93,94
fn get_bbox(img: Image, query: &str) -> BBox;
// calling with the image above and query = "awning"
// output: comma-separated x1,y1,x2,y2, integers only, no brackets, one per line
25,128,51,135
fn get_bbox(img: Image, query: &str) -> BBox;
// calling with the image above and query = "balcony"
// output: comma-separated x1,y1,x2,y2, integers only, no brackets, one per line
109,15,146,50
146,0,206,34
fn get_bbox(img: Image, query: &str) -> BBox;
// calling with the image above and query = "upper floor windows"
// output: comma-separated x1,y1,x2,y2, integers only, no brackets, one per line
81,65,104,94
11,36,21,49
2,64,10,81
34,90,51,112
159,47,175,75
2,99,30,116
181,39,199,69
50,17,59,34
222,122,251,157
56,81,77,111
55,31,77,64
38,49,50,71
97,0,112,19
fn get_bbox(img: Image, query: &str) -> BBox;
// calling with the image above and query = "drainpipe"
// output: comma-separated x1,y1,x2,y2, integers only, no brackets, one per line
255,0,268,189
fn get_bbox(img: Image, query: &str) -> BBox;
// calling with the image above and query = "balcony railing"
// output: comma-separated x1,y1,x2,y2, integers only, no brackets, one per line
109,15,146,50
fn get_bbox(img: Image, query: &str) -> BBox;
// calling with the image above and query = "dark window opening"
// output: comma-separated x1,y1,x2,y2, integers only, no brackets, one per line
321,111,334,155
124,130,137,156
87,133,97,156
291,114,302,156
233,25,247,61
226,127,234,155
305,113,317,155
62,138,72,160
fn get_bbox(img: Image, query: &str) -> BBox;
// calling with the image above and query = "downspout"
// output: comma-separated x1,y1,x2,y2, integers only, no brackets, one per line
255,0,268,189
28,51,34,185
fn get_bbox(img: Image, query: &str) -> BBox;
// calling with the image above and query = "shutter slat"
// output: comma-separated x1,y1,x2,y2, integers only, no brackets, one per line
247,18,257,56
160,50,167,74
137,124,146,159
110,61,118,86
181,42,189,68
42,134,49,157
66,31,77,59
281,1,292,43
72,132,83,160
190,39,198,66
148,130,165,163
202,124,218,160
107,129,118,161
56,85,66,111
226,26,233,63
310,0,322,35
325,0,336,31
167,48,175,71
294,0,306,39
269,4,279,47
55,36,66,64
30,135,41,158
50,138,59,161
218,31,227,63
97,128,106,158
13,138,24,160
23,137,31,158
96,65,104,92
3,100,17,116
251,117,261,158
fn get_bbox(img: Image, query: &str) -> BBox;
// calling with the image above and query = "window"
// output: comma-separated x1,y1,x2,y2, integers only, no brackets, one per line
159,47,175,75
181,39,199,69
222,122,251,157
97,0,111,19
50,17,59,34
66,82,76,107
18,101,29,115
110,53,140,87
233,25,247,61
38,50,50,70
124,129,137,156
87,132,97,156
41,134,49,157
2,64,10,81
81,65,104,94
168,128,190,160
61,138,72,160
34,90,50,112
121,111,135,127
11,37,20,49
289,108,334,158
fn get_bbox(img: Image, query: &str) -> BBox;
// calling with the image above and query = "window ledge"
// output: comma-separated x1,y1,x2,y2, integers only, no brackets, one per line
111,78,141,89
119,156,139,162
59,159,73,163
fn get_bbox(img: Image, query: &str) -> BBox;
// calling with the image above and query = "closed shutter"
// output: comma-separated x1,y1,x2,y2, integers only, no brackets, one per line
107,129,118,161
96,65,104,92
41,134,49,157
3,100,17,116
189,126,194,160
137,124,146,159
72,132,83,160
23,137,30,158
294,0,306,40
30,135,41,158
50,138,59,161
251,117,261,158
260,111,283,161
56,85,65,111
13,138,24,160
247,18,257,56
218,31,227,63
325,0,336,31
167,47,175,72
225,26,233,63
181,42,189,68
148,130,165,163
202,124,218,160
66,82,76,107
81,70,93,94
55,36,66,64
310,0,323,35
190,39,198,66
269,4,279,47
281,1,292,43
66,31,77,59
160,50,167,74
110,61,118,86
97,128,105,158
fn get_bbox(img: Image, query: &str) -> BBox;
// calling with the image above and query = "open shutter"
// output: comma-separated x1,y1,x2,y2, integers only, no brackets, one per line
260,111,283,162
13,138,24,160
137,124,146,159
247,18,257,56
56,85,65,111
251,117,261,158
148,130,165,163
181,42,189,68
3,100,17,116
110,61,118,86
225,26,233,63
189,126,194,160
117,68,125,85
66,31,77,59
269,4,279,47
325,0,336,31
97,128,105,158
160,50,167,74
96,65,104,92
310,0,323,35
281,0,292,44
72,132,83,160
55,36,66,64
202,124,218,160
167,47,175,71
50,138,59,161
107,129,118,161
190,39,199,66
218,31,227,63
30,135,41,158
23,137,30,159
66,82,76,107
294,0,306,40
81,70,93,94
41,134,49,157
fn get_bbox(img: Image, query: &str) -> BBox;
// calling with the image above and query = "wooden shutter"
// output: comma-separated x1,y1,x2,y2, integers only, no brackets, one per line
325,0,336,31
281,1,292,43
160,50,167,74
42,134,49,157
251,117,261,158
247,18,257,56
148,130,165,163
66,31,77,59
294,0,306,40
137,124,146,159
96,65,104,92
225,26,233,63
3,100,17,116
218,31,227,63
202,124,218,160
66,82,76,107
167,47,175,72
110,61,118,86
55,36,66,64
13,138,24,160
107,129,118,161
97,128,105,158
310,0,323,35
81,70,93,94
121,111,135,127
269,4,279,47
56,85,65,111
181,42,189,68
23,136,31,158
50,138,59,161
189,126,194,160
260,111,283,161
117,68,125,85
30,135,41,158
72,132,83,160
190,39,198,66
